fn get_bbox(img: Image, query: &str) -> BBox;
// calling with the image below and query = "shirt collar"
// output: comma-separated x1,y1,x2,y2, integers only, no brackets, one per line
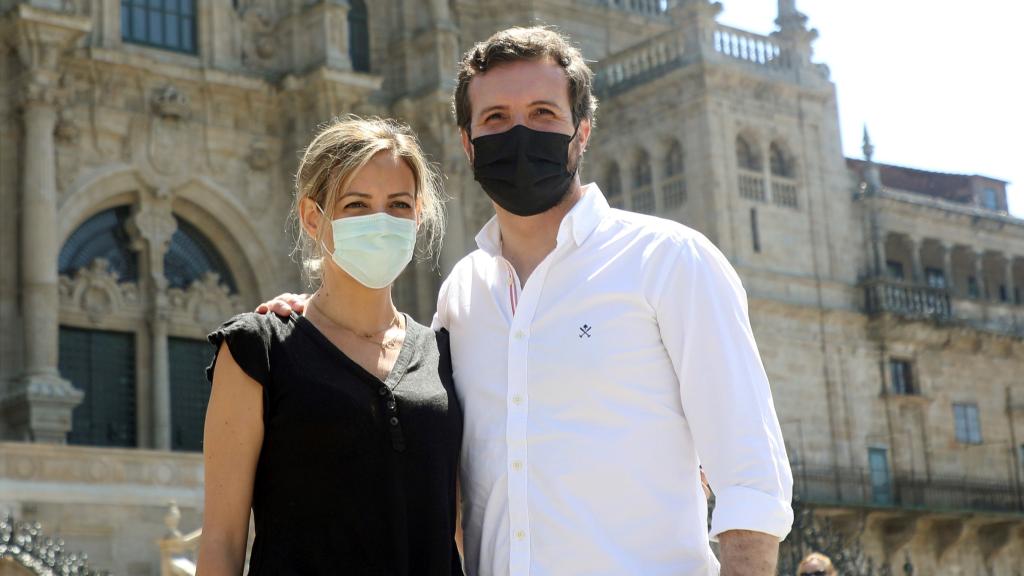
474,183,610,256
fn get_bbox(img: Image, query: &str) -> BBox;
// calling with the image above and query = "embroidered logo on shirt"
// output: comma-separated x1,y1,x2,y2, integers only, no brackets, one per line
578,324,592,338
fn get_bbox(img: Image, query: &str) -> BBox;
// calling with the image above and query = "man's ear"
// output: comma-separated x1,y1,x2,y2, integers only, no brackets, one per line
577,118,592,154
460,127,473,164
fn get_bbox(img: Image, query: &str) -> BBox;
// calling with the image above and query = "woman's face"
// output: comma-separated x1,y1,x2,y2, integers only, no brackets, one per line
332,150,417,222
302,150,419,250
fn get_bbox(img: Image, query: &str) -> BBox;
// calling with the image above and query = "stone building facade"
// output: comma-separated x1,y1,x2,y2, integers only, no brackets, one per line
0,0,1020,574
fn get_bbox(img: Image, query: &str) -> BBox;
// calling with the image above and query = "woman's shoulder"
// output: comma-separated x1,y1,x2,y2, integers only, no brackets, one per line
210,311,296,343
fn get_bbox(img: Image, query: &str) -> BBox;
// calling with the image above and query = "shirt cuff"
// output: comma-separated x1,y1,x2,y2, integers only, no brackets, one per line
709,485,794,542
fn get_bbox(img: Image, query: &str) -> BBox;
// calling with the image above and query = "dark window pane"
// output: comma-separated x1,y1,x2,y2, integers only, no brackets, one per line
60,327,137,448
132,6,147,41
182,18,194,52
121,1,131,38
181,0,194,16
149,10,163,44
170,337,213,452
165,13,180,48
59,206,138,283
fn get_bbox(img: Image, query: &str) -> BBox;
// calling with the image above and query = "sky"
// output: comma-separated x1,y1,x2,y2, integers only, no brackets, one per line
715,0,1024,216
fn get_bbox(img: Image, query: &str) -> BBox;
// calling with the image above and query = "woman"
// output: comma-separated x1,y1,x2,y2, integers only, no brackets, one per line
197,117,463,575
797,552,838,576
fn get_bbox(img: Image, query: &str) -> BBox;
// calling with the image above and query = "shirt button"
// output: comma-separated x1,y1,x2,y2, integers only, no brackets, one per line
511,394,523,405
515,529,527,541
511,460,524,472
378,387,388,396
389,417,400,427
513,330,526,340
387,401,397,411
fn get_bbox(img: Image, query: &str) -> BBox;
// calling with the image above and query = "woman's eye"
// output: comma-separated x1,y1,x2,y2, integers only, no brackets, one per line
345,201,367,209
392,201,413,209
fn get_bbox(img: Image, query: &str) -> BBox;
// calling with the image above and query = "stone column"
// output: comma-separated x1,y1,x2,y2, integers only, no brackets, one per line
1,6,91,443
908,236,924,284
128,200,178,450
1004,256,1015,304
941,243,955,294
973,250,987,300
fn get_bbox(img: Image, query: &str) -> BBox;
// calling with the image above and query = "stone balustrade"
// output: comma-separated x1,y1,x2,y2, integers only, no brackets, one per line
594,30,687,93
712,24,790,69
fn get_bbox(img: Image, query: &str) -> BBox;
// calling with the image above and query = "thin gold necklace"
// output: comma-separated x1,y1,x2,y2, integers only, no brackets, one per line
310,299,404,350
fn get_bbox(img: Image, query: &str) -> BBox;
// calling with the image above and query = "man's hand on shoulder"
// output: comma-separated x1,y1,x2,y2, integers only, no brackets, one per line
718,529,779,576
255,293,310,317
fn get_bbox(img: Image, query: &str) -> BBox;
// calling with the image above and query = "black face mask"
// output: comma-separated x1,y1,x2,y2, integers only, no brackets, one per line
471,123,579,217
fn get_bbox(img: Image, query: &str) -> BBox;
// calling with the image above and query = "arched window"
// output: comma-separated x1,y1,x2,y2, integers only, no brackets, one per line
348,0,370,72
663,140,686,210
769,141,793,178
605,163,624,209
58,206,139,448
632,149,653,188
665,140,684,178
58,206,241,452
735,135,760,171
632,150,655,214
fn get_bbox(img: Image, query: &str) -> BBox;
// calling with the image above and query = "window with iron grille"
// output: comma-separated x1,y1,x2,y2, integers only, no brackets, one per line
925,267,946,289
348,0,370,72
59,206,138,282
889,359,915,395
953,403,982,444
886,260,905,281
165,216,238,292
59,327,137,448
121,0,197,54
170,337,213,451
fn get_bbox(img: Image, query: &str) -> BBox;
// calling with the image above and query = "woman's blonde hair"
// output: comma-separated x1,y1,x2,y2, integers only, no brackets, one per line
797,552,836,575
291,115,446,287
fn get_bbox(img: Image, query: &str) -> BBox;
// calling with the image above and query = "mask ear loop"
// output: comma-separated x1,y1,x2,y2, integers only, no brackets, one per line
313,203,335,260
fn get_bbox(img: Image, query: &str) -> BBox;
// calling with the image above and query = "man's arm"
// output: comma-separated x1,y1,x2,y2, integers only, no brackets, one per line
718,530,779,576
651,233,793,575
256,292,310,316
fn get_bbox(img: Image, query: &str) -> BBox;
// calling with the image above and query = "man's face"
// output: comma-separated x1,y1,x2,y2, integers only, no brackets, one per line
461,57,590,172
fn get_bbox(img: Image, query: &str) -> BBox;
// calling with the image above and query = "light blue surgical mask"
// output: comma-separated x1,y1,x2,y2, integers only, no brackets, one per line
323,211,417,289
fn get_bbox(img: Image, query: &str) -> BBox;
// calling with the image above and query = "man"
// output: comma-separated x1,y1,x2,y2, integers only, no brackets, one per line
261,27,792,575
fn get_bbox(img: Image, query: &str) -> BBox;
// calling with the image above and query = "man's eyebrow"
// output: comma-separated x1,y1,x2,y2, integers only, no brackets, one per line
476,104,507,119
530,99,565,110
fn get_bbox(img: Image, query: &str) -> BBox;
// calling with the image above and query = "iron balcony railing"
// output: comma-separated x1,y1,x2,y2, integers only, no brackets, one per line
792,465,1023,516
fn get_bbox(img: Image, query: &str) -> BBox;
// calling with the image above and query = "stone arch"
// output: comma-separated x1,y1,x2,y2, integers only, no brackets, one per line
735,131,762,171
58,166,273,306
769,139,797,178
631,147,652,188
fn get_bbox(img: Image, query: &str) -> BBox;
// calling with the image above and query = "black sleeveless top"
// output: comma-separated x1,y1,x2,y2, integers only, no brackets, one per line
206,312,464,575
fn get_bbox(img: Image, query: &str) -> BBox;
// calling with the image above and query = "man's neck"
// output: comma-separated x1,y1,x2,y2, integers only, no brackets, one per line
497,181,584,286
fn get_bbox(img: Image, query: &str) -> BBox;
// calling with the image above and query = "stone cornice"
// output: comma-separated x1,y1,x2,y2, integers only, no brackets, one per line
862,188,1024,236
9,4,91,71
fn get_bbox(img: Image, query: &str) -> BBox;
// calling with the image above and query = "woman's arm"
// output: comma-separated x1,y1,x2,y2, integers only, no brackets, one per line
196,342,264,576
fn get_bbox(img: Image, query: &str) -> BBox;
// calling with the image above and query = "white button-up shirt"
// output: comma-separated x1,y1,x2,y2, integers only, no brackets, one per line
433,184,793,576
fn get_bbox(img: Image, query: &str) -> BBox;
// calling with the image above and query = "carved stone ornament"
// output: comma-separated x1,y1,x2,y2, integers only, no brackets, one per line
127,202,178,252
247,141,272,171
58,258,141,323
0,513,104,576
54,107,79,143
167,272,245,330
151,84,190,120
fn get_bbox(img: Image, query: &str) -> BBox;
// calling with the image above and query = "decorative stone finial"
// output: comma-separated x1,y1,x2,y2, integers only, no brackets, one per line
862,125,874,162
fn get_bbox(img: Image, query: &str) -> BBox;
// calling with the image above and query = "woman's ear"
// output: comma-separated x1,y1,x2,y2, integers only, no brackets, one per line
299,197,323,239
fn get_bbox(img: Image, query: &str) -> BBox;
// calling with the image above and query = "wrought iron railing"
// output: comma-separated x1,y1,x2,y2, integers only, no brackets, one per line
793,466,1023,515
864,278,952,321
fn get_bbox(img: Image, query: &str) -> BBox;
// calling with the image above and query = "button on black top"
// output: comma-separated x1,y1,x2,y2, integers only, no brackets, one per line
207,312,463,575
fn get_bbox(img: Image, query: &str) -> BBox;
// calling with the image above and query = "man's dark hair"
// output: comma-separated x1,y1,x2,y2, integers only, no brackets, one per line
453,26,598,133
